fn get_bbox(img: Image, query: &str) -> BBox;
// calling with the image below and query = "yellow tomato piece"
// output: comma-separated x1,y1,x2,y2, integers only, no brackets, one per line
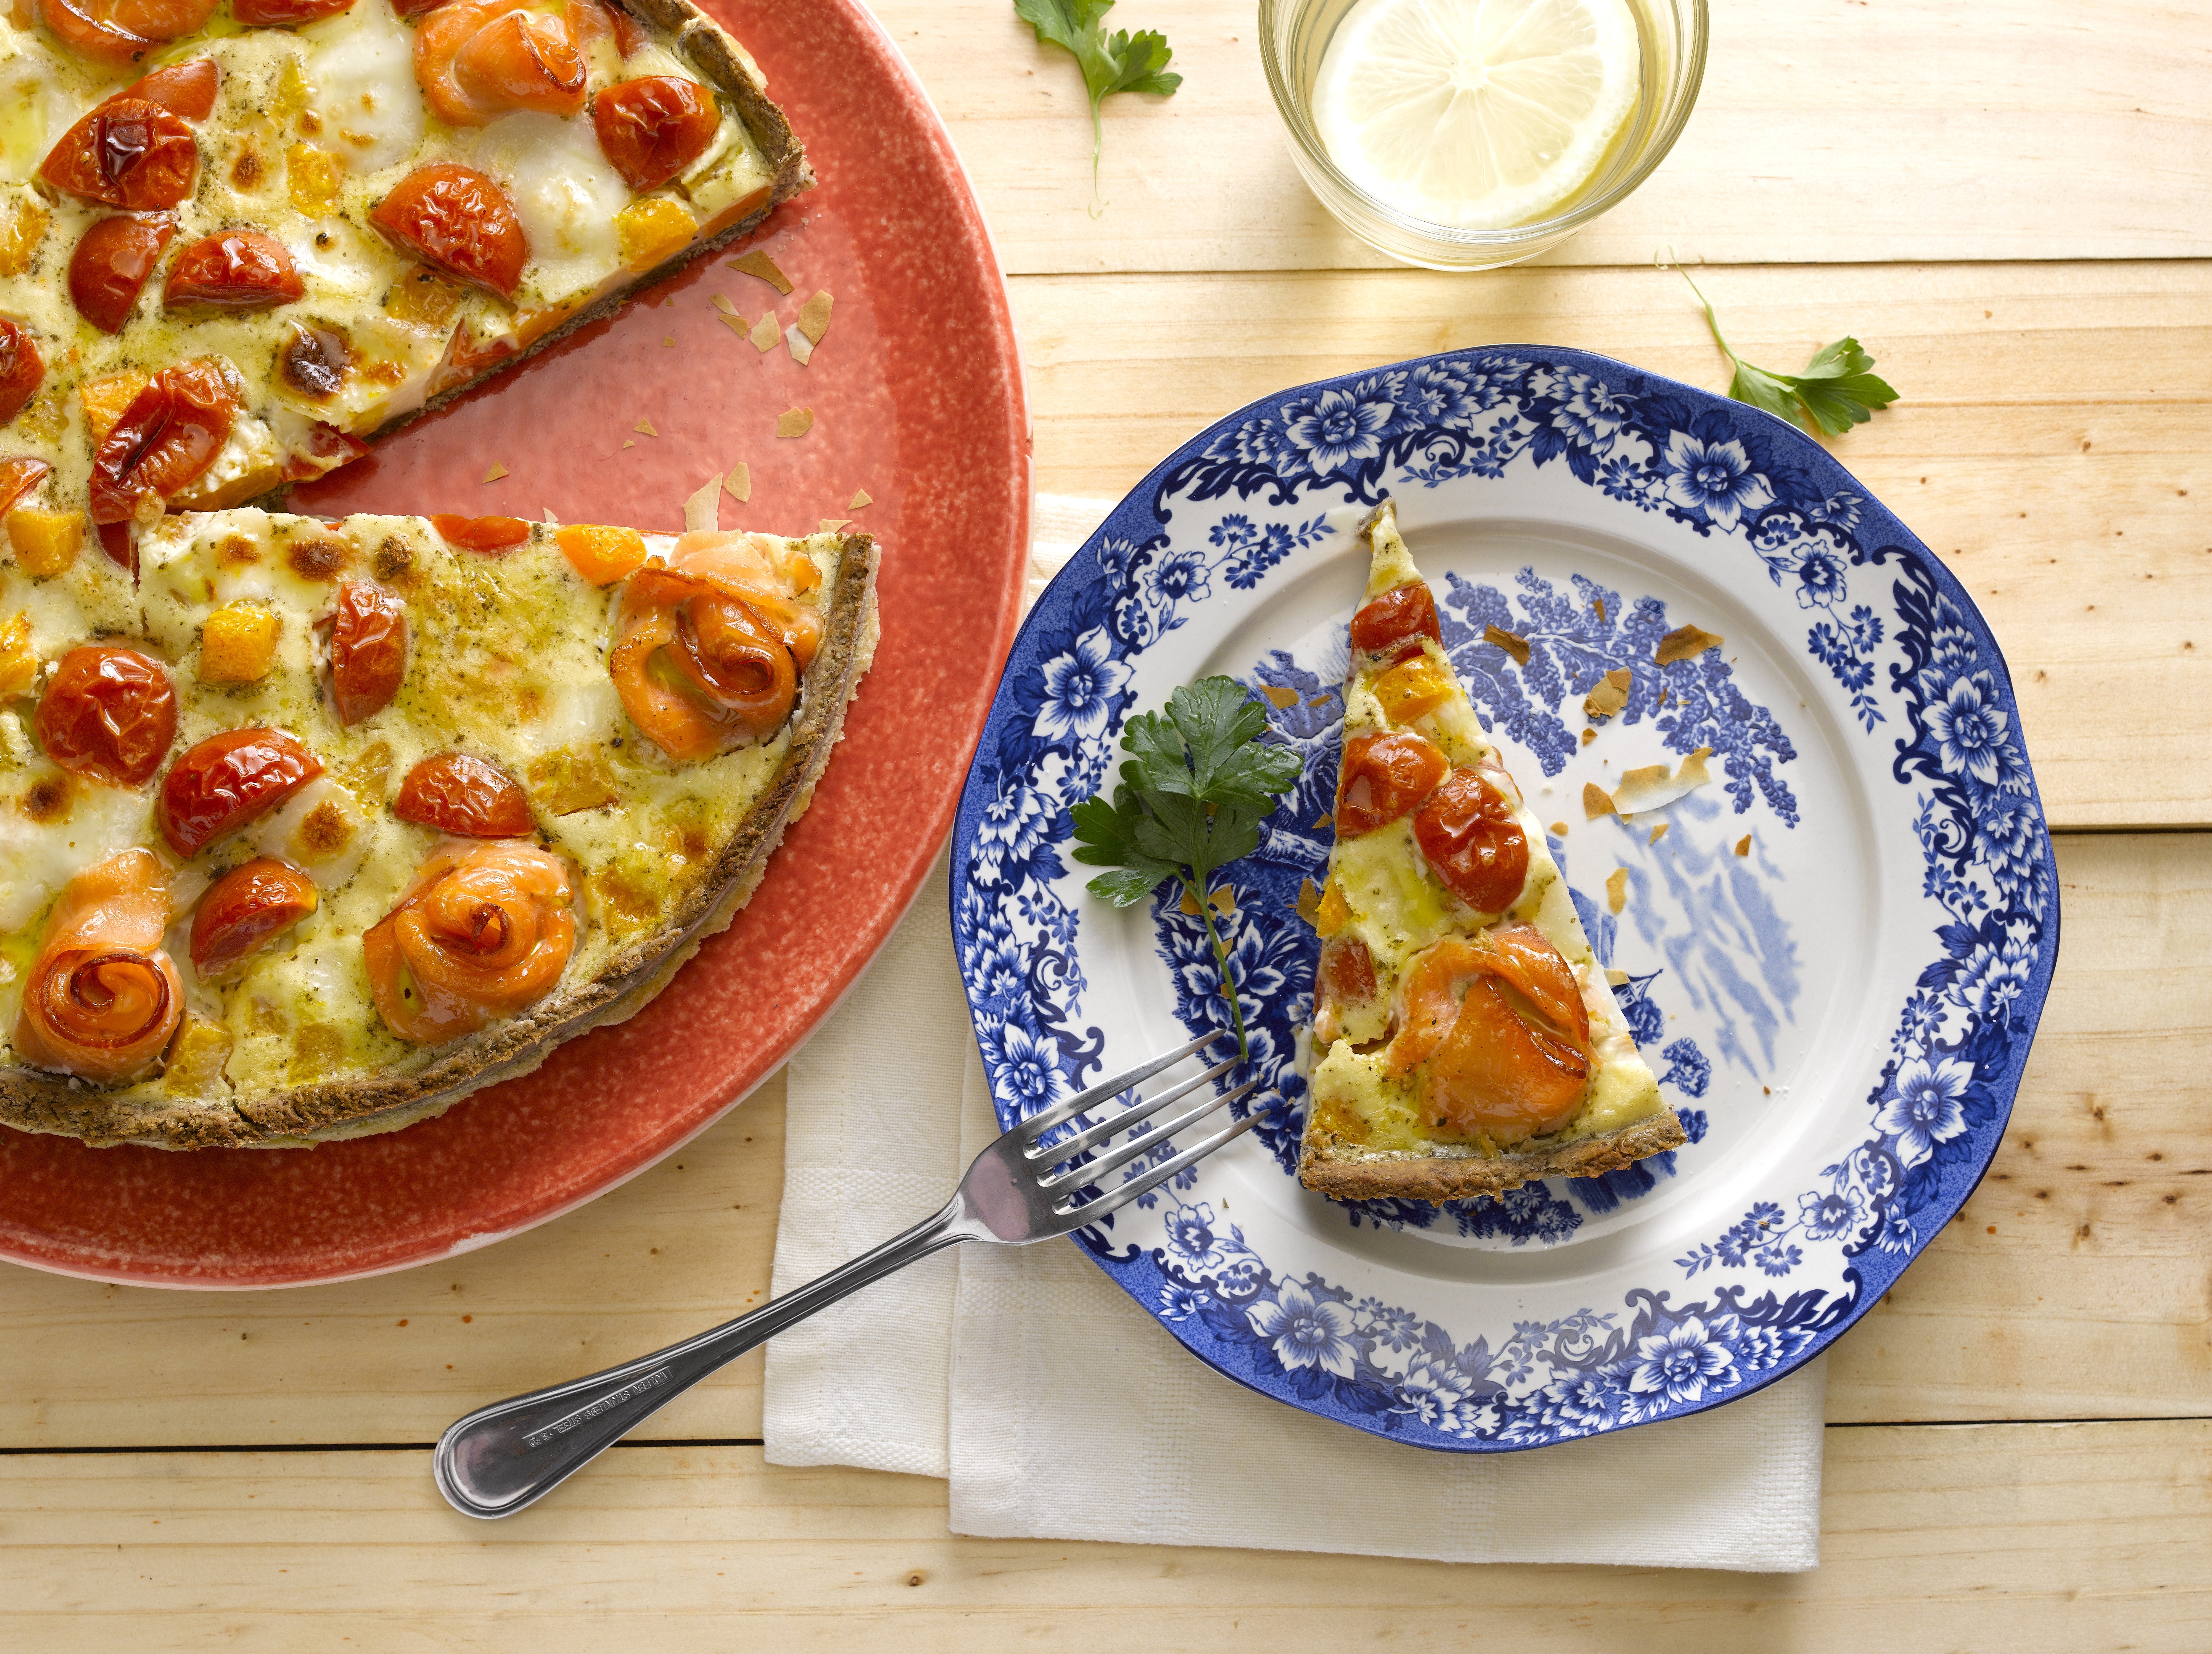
199,602,282,683
388,266,467,331
0,612,34,699
1374,654,1454,724
615,198,697,271
555,523,649,586
0,194,48,278
7,507,84,577
161,1015,234,1099
1315,878,1350,938
78,372,149,447
286,144,345,219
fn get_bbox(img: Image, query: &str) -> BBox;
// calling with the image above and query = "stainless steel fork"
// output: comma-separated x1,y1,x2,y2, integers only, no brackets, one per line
433,1031,1266,1518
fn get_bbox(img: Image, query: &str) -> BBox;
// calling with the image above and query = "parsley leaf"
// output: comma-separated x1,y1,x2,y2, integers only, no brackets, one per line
1013,0,1181,209
1071,676,1302,1057
1673,262,1899,437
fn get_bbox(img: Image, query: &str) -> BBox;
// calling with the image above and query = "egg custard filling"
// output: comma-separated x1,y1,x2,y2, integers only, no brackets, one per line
0,506,876,1148
1297,501,1681,1203
0,0,804,558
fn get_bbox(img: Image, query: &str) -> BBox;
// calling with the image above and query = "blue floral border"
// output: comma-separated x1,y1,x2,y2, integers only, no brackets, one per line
949,347,2058,1452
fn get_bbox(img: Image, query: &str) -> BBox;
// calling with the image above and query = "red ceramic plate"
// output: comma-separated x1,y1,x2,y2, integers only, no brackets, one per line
0,0,1029,1288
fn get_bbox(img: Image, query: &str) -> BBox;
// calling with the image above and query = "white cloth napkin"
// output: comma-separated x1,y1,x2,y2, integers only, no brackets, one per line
763,495,1827,1572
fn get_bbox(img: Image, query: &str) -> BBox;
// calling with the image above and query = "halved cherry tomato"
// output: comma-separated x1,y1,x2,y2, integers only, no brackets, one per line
36,0,218,66
328,581,406,724
68,213,175,334
1335,729,1447,837
98,520,135,572
115,57,219,119
34,644,176,788
416,0,585,127
159,727,324,856
368,164,527,299
89,359,237,525
233,0,355,22
277,323,349,400
1349,582,1442,658
37,97,198,210
190,858,319,975
0,319,43,425
592,75,719,192
394,752,533,838
362,840,574,1043
430,514,531,554
162,231,303,311
1410,767,1528,914
610,567,798,760
0,457,52,514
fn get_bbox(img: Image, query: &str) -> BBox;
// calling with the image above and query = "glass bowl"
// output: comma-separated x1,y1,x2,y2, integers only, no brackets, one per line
1261,0,1708,271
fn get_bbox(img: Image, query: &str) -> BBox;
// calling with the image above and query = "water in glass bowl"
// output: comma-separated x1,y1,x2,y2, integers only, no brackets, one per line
1311,0,1642,231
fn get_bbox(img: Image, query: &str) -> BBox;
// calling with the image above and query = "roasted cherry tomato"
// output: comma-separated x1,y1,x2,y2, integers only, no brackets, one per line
36,0,219,65
162,230,303,312
68,213,175,335
98,520,135,572
277,323,350,400
592,75,719,192
394,752,534,838
1411,767,1528,915
115,57,220,119
1335,729,1447,837
37,97,198,210
233,0,355,22
88,359,237,525
1348,582,1442,658
368,164,527,298
34,644,176,788
159,727,324,856
430,513,531,553
415,0,586,128
0,319,43,426
190,858,319,975
328,581,407,725
0,457,52,514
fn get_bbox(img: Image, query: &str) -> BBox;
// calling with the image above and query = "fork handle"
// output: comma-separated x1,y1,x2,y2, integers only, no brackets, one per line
433,1197,979,1519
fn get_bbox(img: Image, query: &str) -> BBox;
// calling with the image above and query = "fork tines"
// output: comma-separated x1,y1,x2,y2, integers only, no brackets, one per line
1017,1031,1269,1220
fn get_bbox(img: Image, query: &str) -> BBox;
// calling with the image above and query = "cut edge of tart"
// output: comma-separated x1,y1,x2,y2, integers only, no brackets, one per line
0,514,877,1151
1296,501,1681,1203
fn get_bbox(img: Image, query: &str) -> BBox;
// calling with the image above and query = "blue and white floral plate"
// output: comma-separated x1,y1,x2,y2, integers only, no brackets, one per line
949,347,2057,1452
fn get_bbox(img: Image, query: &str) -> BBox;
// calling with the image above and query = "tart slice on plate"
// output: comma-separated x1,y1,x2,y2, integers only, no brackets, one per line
1299,502,1681,1201
0,499,876,1148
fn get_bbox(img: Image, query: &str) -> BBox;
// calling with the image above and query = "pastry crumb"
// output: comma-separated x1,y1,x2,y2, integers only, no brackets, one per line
730,249,792,293
777,408,814,438
1483,624,1531,665
748,312,781,353
632,417,656,437
798,290,833,344
724,463,751,502
1261,684,1299,708
1296,877,1322,927
849,488,872,510
1582,782,1614,819
1735,834,1752,856
481,463,508,482
1582,667,1631,721
1549,820,1569,836
1606,868,1627,914
1648,823,1668,844
1655,624,1724,665
785,325,814,365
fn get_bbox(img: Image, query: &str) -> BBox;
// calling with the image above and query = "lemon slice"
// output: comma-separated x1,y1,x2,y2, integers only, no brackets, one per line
1313,0,1641,231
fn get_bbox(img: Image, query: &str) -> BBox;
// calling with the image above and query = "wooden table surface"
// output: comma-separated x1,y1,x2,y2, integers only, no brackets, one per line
5,1,2209,1646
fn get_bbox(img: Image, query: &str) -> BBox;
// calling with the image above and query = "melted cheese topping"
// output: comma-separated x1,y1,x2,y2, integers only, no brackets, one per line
1307,509,1663,1158
0,510,843,1114
0,12,775,521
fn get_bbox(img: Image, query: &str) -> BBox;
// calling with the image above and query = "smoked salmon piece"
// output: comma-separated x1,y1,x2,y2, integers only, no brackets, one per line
12,848,184,1085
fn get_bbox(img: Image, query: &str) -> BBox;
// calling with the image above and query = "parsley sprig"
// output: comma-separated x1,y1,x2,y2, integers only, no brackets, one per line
1672,261,1900,438
1071,677,1301,1059
1013,0,1181,212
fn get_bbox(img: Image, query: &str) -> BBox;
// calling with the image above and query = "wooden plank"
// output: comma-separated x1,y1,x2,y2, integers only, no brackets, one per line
1012,259,2212,829
0,1422,2204,1648
0,837,2200,1446
867,0,2212,274
1825,832,2212,1419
